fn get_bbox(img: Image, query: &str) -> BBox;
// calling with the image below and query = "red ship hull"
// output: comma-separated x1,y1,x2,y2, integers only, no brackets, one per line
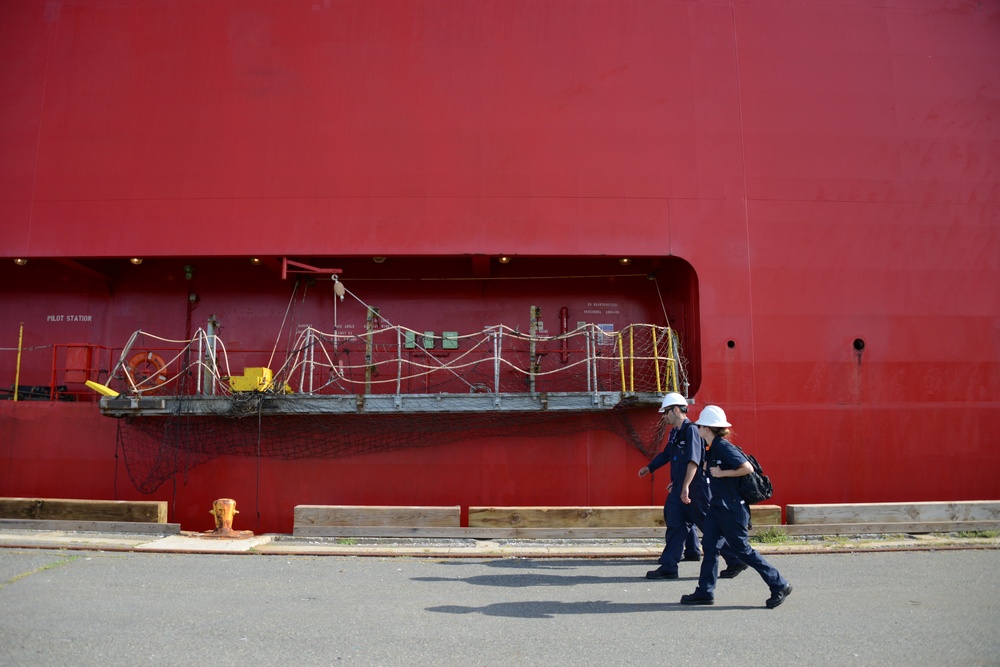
2,1,998,533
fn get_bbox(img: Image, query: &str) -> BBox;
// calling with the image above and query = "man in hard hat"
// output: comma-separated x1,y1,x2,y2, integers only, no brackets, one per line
638,393,746,580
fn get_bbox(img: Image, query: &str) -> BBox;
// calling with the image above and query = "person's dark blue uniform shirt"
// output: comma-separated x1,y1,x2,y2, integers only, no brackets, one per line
647,419,707,502
705,437,747,511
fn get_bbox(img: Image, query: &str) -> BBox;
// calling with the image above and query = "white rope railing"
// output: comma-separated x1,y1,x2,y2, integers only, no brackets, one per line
109,321,684,399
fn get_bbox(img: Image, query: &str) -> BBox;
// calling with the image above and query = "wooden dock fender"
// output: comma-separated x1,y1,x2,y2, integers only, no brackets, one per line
469,505,782,528
0,497,168,523
786,501,1000,525
293,505,461,528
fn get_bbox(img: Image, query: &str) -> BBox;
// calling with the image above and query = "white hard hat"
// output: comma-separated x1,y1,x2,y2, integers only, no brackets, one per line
658,392,688,412
694,405,731,428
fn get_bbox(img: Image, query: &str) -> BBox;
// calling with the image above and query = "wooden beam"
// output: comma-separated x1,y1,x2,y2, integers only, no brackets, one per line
293,505,461,528
469,506,664,528
0,519,180,534
291,526,681,539
509,527,665,539
468,505,781,529
754,520,1000,536
787,501,1000,525
0,498,167,523
751,505,782,525
294,521,996,540
293,525,511,538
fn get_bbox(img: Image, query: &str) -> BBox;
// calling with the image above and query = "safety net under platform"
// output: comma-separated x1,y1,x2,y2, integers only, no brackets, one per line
101,297,688,493
116,405,672,494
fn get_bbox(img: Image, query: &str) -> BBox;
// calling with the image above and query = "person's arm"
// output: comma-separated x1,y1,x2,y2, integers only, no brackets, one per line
708,461,752,478
679,461,698,503
639,450,670,477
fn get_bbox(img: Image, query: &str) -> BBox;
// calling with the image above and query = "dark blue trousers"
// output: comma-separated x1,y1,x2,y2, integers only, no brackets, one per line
697,502,787,596
657,497,741,573
685,525,700,556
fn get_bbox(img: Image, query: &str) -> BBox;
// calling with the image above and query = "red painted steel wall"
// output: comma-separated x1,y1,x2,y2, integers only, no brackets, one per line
2,1,999,532
0,402,654,535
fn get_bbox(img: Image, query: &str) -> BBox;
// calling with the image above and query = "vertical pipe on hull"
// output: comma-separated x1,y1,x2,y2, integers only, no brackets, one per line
182,295,196,395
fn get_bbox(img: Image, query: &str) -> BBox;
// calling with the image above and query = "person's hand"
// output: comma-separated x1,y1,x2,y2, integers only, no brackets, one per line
680,487,690,504
638,466,650,478
709,466,722,478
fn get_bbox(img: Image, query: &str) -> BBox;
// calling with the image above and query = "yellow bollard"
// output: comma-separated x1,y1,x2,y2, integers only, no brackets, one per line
199,498,253,538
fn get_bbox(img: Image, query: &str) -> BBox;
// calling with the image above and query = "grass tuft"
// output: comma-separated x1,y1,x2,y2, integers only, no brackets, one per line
957,530,999,539
751,527,790,544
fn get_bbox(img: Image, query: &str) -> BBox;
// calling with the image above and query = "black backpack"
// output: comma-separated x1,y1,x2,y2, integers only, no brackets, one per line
733,444,773,504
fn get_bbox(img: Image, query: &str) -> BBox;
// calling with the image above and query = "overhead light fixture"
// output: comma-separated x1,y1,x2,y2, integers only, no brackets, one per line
14,258,27,266
618,258,631,266
250,258,262,265
372,256,387,264
498,256,511,264
130,258,143,265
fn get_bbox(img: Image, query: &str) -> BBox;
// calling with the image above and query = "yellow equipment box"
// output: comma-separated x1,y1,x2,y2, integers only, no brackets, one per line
228,367,274,392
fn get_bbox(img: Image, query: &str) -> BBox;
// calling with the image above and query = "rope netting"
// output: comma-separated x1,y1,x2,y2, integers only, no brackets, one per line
116,405,670,494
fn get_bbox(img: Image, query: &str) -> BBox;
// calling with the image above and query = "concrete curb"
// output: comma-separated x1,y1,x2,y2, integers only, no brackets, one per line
0,529,997,558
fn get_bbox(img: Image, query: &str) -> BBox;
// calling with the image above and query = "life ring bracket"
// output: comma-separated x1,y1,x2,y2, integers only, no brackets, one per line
126,351,169,388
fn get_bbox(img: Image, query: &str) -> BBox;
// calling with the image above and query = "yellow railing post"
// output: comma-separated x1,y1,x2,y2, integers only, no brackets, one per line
628,325,635,392
14,322,23,402
617,331,626,393
651,325,662,393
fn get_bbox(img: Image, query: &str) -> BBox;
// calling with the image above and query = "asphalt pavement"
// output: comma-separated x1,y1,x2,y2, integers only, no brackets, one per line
1,546,998,666
0,527,997,558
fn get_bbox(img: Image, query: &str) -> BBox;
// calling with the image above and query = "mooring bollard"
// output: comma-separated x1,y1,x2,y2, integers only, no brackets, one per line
199,497,254,538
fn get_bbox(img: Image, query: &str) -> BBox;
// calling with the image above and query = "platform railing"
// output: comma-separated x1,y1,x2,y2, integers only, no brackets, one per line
102,322,685,399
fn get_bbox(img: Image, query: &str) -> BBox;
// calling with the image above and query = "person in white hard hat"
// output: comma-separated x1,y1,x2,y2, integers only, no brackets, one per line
638,393,743,580
680,405,792,609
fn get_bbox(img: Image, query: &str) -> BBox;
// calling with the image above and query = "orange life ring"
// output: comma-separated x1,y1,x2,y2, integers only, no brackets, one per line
127,351,169,388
